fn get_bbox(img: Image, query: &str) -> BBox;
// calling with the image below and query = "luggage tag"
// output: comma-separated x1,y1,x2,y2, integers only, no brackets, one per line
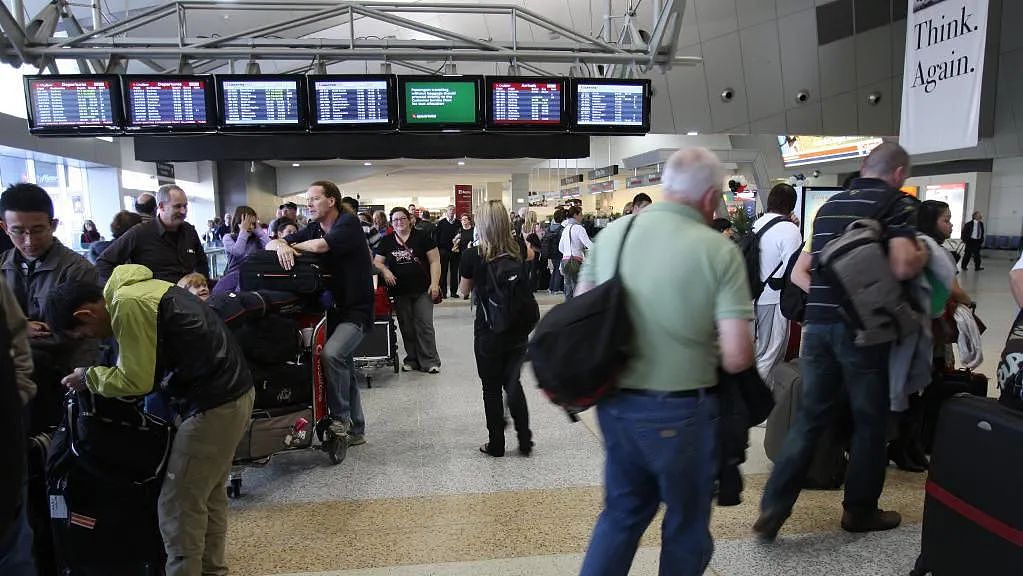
49,495,68,519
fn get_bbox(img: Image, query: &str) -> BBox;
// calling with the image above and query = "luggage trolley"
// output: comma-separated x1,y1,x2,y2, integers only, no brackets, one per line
228,311,348,498
353,284,400,386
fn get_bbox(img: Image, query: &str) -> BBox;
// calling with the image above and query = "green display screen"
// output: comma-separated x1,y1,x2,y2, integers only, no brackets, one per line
403,81,477,124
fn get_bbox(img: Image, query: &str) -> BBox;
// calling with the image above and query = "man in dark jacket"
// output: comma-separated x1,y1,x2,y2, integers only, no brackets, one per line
435,205,460,298
961,211,985,271
0,182,99,433
48,265,254,576
96,184,209,284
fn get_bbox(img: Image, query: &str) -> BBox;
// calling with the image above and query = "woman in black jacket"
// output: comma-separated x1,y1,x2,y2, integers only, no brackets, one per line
459,200,536,457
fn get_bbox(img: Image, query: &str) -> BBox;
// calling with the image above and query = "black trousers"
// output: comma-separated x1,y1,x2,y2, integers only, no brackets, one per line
438,249,453,297
448,251,461,296
474,328,531,453
962,239,982,270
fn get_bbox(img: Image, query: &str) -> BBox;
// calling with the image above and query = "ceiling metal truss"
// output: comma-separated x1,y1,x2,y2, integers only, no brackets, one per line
0,0,697,76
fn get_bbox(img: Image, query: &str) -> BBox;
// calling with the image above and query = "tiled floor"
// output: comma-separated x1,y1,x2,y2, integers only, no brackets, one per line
227,250,1021,576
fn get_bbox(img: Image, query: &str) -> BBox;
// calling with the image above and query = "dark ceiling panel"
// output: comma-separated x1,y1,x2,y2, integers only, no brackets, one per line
817,0,854,45
854,0,891,34
133,134,592,162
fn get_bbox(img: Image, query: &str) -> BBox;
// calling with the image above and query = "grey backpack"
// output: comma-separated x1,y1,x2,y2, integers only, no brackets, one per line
818,218,922,347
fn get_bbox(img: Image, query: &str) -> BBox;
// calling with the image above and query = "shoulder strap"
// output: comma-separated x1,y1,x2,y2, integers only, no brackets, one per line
613,216,640,278
755,215,785,239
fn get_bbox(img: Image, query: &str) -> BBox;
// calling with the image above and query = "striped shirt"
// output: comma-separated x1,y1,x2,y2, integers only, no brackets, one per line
805,178,918,324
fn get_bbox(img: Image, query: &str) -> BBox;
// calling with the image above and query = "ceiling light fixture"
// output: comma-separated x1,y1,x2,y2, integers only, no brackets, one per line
363,161,373,166
245,59,261,74
686,131,698,136
457,160,466,166
292,163,300,167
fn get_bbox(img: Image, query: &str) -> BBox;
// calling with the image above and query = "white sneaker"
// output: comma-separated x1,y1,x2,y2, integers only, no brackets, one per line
402,363,415,372
427,366,440,374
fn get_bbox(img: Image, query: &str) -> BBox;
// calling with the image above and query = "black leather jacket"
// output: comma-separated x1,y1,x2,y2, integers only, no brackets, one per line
156,286,252,416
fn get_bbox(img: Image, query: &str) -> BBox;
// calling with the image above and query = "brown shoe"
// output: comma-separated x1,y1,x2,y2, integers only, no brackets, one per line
841,509,902,533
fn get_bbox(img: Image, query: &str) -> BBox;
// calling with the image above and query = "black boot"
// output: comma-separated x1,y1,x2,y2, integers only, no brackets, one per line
888,441,926,473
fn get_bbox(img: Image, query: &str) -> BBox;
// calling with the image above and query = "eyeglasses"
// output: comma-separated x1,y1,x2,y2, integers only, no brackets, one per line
391,216,409,222
6,225,51,238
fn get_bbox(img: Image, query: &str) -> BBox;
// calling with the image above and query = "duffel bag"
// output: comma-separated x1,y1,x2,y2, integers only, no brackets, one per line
251,362,313,409
235,406,314,462
240,251,329,295
235,314,301,365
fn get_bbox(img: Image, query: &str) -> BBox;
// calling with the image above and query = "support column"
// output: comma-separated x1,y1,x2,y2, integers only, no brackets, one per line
510,173,530,213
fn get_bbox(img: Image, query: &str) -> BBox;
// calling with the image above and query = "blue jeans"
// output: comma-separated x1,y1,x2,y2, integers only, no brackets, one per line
0,487,37,576
580,390,719,576
322,322,366,435
760,322,890,517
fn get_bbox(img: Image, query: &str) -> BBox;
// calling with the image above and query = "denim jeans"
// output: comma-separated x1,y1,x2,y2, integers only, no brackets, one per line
760,322,890,517
0,487,37,576
322,322,366,435
562,266,577,301
580,390,719,576
550,260,564,293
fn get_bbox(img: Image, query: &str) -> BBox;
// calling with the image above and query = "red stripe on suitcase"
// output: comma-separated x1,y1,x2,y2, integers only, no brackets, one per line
926,480,1023,547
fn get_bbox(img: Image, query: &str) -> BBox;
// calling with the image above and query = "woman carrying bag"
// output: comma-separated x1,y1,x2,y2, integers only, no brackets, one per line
459,200,536,457
374,207,443,373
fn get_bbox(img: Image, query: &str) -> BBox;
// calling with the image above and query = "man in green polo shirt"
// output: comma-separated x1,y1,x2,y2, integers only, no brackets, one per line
576,147,754,576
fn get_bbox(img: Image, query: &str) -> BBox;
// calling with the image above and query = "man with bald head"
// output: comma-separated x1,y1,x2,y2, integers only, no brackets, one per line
755,142,926,541
97,184,208,284
135,192,157,224
575,148,755,575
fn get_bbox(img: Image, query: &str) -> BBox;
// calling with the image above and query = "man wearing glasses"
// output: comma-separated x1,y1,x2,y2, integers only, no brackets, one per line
266,180,374,463
0,183,99,435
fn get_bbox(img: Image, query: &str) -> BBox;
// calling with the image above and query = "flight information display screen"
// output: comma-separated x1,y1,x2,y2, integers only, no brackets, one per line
490,80,562,126
575,82,646,126
311,78,392,125
399,76,483,130
219,77,303,127
26,77,119,130
126,78,210,127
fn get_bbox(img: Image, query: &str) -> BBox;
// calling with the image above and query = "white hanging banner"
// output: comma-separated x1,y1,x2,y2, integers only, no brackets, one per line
899,0,989,155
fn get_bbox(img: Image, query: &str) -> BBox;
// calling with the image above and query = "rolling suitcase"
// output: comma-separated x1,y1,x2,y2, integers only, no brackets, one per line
764,361,849,490
27,432,58,576
922,369,988,452
912,396,1023,575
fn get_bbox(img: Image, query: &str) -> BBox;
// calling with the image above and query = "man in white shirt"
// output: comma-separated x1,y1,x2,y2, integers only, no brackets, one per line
961,211,984,271
751,184,803,379
558,205,593,300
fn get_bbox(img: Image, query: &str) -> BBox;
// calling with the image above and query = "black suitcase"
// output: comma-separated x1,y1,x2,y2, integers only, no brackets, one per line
912,395,1023,576
923,369,988,452
235,314,301,365
354,320,392,361
239,252,329,295
251,362,313,409
27,432,59,576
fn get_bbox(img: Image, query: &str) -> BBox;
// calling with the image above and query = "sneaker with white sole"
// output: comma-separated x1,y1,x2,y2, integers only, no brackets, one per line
427,366,440,374
348,433,366,446
402,363,415,372
327,418,350,438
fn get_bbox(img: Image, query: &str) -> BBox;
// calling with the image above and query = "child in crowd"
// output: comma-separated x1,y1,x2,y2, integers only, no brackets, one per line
177,272,210,301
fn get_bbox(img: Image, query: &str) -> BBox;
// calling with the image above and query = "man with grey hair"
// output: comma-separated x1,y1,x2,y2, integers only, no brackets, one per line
755,141,925,541
576,147,755,575
97,184,208,284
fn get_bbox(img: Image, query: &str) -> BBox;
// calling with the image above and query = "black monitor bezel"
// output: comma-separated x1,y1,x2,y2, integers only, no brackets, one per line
121,74,217,133
397,75,485,132
484,76,568,133
306,74,398,132
23,74,125,136
215,74,308,132
569,78,652,135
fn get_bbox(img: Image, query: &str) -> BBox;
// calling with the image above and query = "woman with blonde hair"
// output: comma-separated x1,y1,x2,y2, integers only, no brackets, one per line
459,200,537,457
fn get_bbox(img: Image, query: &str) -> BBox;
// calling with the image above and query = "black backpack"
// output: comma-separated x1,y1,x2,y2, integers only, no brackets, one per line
739,217,785,302
528,216,638,421
778,243,807,322
540,225,564,261
481,254,539,335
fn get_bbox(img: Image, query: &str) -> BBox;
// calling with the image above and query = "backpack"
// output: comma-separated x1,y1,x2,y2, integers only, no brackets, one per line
481,254,539,335
818,192,921,346
739,217,785,302
541,225,563,260
528,216,639,421
778,243,807,322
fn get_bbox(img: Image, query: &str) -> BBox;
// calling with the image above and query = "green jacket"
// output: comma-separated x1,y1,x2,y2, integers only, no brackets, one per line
86,265,171,398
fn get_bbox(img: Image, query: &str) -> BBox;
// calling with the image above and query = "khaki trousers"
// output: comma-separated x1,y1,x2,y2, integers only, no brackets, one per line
160,389,254,576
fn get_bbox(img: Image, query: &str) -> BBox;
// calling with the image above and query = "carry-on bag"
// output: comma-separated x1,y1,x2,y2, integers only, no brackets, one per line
27,432,59,576
922,369,988,452
912,395,1023,576
764,361,849,490
234,405,314,462
239,251,329,295
251,362,313,409
235,314,302,365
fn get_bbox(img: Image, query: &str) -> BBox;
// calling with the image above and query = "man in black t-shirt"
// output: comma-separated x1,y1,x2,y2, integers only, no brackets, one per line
266,180,374,459
755,143,927,540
